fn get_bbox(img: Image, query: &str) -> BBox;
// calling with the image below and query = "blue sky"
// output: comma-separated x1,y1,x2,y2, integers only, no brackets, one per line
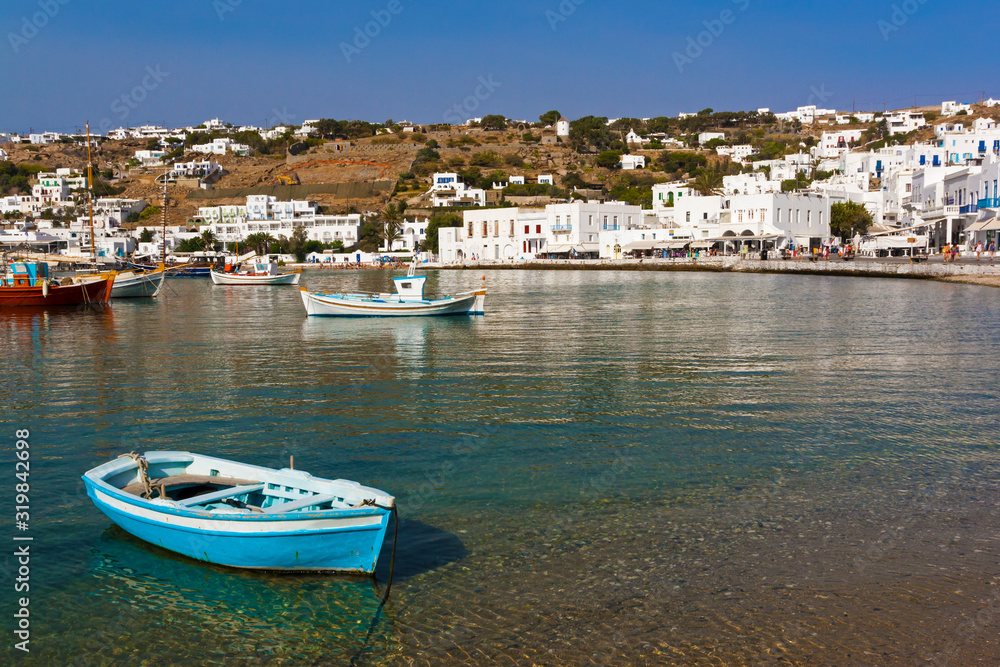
1,0,995,134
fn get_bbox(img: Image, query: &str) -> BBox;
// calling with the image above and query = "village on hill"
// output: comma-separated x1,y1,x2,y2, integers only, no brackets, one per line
3,97,999,264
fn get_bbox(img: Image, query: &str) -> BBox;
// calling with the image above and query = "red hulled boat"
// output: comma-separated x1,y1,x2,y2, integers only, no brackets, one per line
1,261,113,308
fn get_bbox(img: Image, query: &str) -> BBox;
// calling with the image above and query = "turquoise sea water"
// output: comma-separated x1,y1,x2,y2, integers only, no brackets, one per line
2,269,1000,665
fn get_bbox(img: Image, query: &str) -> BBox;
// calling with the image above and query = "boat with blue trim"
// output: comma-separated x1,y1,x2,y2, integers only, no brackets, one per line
300,261,485,317
83,451,395,573
210,261,301,285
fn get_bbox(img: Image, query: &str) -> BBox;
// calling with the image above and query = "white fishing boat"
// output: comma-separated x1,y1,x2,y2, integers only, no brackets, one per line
210,261,301,286
110,268,167,298
83,451,395,573
300,262,485,317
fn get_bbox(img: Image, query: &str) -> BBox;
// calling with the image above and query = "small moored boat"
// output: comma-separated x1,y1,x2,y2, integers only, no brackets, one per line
109,267,167,298
1,260,113,307
83,451,395,573
300,262,485,317
210,261,301,286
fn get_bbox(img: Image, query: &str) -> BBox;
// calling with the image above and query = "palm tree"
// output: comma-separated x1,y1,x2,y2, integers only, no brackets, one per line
244,232,276,256
378,201,407,251
200,229,217,252
690,170,725,196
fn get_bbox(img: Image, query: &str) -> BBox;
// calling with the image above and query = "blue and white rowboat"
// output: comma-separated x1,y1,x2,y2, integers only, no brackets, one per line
300,264,486,317
83,451,395,573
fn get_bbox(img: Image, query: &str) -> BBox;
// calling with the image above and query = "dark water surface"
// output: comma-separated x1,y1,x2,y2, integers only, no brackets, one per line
2,269,999,665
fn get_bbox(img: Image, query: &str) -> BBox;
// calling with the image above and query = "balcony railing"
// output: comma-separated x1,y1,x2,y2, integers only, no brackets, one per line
960,204,977,214
979,198,1000,210
602,225,621,231
551,225,572,232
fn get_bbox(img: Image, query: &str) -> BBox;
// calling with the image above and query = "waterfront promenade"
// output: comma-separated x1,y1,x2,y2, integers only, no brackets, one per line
434,255,1000,287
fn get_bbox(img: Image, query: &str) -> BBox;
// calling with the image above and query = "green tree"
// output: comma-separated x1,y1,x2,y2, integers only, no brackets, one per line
539,110,561,126
479,115,508,131
595,150,622,170
358,219,382,253
138,228,155,243
568,116,612,152
830,201,873,239
657,151,708,176
470,150,502,168
378,201,407,249
200,229,218,251
423,212,463,254
244,232,277,255
690,170,724,196
175,237,205,253
287,226,309,262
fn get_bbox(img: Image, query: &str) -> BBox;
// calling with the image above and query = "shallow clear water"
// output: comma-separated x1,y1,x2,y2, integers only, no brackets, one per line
2,269,999,665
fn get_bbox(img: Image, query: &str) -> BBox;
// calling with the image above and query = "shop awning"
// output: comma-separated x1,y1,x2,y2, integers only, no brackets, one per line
624,240,657,251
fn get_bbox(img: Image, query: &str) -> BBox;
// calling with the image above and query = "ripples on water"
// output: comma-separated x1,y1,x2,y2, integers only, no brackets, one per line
2,270,999,665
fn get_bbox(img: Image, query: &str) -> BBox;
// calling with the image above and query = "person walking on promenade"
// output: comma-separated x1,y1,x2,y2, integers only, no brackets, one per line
975,241,983,260
990,241,997,262
943,244,950,263
952,244,960,262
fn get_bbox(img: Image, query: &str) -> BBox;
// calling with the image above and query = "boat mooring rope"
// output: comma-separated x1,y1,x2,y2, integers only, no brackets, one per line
349,503,398,667
116,452,165,499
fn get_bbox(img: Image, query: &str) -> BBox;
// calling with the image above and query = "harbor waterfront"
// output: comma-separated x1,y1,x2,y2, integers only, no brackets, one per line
3,268,1000,665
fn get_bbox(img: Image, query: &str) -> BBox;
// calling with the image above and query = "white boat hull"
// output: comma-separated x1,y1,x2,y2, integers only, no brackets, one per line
300,287,486,317
111,269,166,298
210,269,301,285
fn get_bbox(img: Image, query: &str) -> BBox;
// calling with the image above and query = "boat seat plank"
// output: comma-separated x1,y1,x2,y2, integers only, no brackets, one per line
121,474,261,497
261,493,339,514
177,484,266,507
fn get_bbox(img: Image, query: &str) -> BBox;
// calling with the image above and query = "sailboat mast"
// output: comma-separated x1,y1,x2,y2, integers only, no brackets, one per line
85,121,95,261
161,170,167,264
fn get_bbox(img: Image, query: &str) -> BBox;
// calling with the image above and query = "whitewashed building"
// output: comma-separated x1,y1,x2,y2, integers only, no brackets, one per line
449,207,547,261
698,132,726,145
625,129,649,146
815,129,864,159
941,101,972,117
887,111,926,136
171,160,221,179
651,181,696,217
671,192,831,250
191,138,251,156
134,150,166,165
620,155,646,170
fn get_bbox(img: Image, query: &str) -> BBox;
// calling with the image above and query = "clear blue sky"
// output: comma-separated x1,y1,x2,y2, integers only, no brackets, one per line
2,0,994,134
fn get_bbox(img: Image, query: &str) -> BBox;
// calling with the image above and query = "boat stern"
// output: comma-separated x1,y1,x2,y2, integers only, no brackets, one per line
470,288,486,315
